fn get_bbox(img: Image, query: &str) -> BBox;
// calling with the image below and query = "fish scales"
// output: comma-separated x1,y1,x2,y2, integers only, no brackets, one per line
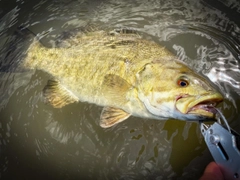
21,29,223,128
24,31,172,103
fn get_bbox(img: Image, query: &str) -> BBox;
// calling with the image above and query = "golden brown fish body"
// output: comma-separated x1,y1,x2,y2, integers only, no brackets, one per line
23,30,223,128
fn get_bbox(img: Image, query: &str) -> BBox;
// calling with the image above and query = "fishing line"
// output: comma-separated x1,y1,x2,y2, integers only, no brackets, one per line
215,108,231,133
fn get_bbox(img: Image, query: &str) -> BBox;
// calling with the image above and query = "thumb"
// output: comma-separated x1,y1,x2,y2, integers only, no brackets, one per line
199,162,224,180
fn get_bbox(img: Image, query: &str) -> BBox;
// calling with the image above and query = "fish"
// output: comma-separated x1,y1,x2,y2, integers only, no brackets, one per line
22,28,223,128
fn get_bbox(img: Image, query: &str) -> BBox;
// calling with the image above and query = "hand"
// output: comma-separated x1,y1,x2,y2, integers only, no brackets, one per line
200,162,224,180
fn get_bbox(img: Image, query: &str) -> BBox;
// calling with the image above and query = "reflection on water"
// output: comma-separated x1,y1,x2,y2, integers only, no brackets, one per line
0,0,240,179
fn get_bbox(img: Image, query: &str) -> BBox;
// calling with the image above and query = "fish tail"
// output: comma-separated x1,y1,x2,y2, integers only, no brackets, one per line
0,26,37,72
18,27,47,70
22,39,43,70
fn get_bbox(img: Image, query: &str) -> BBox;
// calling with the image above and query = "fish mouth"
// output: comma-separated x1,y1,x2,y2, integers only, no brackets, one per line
175,93,223,118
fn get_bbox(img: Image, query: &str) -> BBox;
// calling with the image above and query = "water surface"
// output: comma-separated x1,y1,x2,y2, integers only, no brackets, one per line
0,0,240,179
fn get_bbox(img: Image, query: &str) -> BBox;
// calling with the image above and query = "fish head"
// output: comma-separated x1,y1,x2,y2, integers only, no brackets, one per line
136,58,223,121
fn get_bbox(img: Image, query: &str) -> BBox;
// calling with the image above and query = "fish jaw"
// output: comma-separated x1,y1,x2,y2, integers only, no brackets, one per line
175,92,223,118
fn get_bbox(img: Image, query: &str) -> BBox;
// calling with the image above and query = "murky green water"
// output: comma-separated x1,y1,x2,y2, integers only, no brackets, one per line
0,0,240,179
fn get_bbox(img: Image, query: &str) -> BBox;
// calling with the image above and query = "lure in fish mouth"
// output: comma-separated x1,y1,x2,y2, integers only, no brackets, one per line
139,91,223,122
175,93,223,118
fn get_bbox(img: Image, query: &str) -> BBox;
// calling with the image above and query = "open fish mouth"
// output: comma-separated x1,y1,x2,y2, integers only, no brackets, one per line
176,93,223,118
187,101,218,117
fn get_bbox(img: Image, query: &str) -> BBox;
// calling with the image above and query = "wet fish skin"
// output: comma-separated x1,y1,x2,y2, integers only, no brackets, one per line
22,29,223,128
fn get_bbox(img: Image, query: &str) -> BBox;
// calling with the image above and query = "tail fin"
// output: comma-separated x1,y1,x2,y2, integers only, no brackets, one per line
0,26,36,72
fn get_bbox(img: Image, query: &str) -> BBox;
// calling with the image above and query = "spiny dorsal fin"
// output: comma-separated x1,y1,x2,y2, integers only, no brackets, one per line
43,80,79,108
100,107,131,128
102,74,132,105
109,28,138,36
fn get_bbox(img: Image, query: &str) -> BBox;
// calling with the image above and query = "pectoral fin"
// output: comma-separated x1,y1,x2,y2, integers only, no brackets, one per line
102,74,132,105
43,80,79,108
100,106,131,128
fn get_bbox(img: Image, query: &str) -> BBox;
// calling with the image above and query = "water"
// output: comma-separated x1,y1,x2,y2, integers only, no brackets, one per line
0,0,240,179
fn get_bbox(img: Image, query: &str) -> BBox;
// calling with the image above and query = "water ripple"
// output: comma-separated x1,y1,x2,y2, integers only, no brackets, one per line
1,0,240,179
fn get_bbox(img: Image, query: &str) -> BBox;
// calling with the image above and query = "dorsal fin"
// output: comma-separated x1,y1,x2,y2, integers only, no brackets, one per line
108,28,138,36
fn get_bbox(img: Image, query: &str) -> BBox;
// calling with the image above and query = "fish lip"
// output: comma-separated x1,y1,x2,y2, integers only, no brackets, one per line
187,101,218,114
175,93,223,116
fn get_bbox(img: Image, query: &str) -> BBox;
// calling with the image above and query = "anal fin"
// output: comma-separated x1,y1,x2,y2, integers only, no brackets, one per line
43,80,78,108
100,106,131,128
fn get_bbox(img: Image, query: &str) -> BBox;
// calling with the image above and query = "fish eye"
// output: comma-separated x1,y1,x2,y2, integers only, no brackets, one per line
177,77,189,87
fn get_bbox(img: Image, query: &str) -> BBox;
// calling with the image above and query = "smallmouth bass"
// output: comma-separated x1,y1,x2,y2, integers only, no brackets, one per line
22,29,223,128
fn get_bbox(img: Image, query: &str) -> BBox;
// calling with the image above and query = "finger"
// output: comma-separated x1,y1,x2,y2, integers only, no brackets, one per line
199,162,224,180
